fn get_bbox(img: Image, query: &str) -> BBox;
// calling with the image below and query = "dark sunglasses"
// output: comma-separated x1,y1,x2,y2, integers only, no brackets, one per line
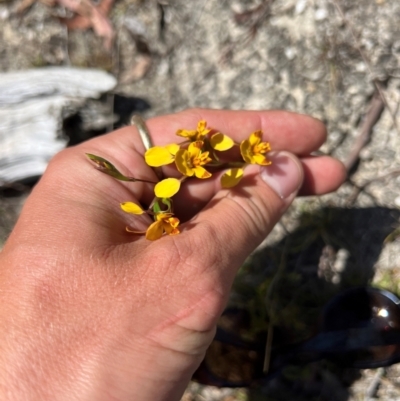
192,287,400,387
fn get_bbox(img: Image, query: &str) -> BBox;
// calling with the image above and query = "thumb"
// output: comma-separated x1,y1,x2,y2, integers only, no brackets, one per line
184,151,303,279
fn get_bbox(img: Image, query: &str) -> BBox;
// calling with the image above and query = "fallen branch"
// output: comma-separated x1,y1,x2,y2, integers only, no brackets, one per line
343,90,385,172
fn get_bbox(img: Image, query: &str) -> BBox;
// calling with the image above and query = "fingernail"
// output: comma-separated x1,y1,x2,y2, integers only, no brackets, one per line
260,151,304,199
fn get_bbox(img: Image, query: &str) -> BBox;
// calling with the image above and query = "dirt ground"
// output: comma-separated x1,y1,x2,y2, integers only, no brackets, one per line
1,0,400,400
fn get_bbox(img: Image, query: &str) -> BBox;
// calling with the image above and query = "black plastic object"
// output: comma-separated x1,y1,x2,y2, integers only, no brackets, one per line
193,287,400,387
270,287,400,372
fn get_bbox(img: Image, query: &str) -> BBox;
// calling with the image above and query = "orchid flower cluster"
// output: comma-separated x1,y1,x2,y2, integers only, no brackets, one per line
86,120,272,241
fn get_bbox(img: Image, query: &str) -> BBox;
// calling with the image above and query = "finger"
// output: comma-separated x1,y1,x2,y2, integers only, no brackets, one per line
172,154,345,221
147,109,327,155
298,155,347,195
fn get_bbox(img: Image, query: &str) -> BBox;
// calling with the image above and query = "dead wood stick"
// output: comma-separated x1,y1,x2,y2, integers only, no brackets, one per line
344,91,385,172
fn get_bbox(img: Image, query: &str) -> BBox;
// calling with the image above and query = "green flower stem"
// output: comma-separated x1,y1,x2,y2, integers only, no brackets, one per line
149,175,187,215
208,161,246,169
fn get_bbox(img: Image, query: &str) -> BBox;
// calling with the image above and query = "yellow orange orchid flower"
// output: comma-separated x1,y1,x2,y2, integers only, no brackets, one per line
121,203,180,241
176,120,211,141
240,130,271,165
175,141,212,179
145,213,180,241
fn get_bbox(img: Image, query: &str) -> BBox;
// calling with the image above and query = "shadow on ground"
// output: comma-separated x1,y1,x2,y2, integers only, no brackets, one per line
194,206,400,401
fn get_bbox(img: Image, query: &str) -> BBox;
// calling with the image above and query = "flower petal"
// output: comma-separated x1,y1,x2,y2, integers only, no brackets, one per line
165,143,180,155
221,168,244,188
249,130,262,146
163,217,180,235
120,202,145,215
188,141,203,158
210,133,234,151
145,146,175,167
168,217,180,228
194,166,212,179
176,129,196,139
240,139,253,164
197,120,211,136
252,154,271,166
154,178,181,198
146,221,164,241
197,120,207,131
156,212,174,220
198,151,212,165
175,149,194,176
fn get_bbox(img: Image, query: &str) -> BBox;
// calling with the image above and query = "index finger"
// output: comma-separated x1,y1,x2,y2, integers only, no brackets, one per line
148,108,327,155
98,108,327,158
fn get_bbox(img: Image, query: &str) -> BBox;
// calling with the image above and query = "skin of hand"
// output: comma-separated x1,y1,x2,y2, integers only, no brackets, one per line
0,109,346,401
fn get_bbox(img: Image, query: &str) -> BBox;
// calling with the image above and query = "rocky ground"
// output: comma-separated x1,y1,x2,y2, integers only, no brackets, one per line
1,0,400,400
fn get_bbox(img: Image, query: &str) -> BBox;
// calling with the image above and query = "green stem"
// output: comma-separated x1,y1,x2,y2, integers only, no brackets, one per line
148,175,187,216
207,161,246,169
123,176,159,184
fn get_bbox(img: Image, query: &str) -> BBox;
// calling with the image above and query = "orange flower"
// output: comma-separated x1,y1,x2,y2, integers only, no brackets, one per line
121,204,180,241
175,141,212,179
146,213,180,241
240,131,271,165
176,120,211,142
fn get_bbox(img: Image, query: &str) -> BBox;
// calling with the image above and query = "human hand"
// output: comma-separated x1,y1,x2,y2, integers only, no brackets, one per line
0,109,345,401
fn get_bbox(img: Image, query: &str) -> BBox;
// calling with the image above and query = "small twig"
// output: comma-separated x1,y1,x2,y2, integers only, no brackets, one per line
263,239,290,373
343,90,385,172
365,367,385,400
263,323,273,373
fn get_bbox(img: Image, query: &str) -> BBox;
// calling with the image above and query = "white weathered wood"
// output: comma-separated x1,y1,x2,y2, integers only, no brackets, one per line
0,67,117,185
0,67,117,106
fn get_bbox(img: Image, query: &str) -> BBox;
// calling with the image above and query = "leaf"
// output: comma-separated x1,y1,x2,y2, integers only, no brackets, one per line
86,153,135,181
